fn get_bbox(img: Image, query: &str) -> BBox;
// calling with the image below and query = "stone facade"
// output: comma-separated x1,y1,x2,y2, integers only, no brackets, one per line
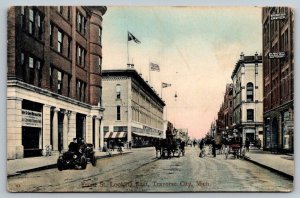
231,53,264,144
102,69,165,148
7,6,106,159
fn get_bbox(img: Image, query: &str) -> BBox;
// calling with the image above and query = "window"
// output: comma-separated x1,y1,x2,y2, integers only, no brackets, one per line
117,106,121,120
67,7,71,21
246,82,254,102
57,71,62,94
36,13,42,40
50,23,53,47
36,60,42,86
116,84,121,99
76,79,86,102
21,53,25,66
49,66,53,89
76,44,86,67
20,7,25,29
58,6,63,14
77,80,82,100
67,37,71,58
67,75,71,97
76,11,86,35
77,46,82,65
113,126,127,132
29,57,34,68
98,56,102,73
77,12,81,32
104,126,109,133
247,109,254,122
27,56,42,86
98,27,102,44
28,9,34,35
58,30,63,53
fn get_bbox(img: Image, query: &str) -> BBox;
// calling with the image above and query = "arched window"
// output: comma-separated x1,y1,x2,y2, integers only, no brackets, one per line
247,82,254,102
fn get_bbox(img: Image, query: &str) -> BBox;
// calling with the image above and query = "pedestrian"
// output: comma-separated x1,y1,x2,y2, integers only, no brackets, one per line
212,138,216,157
129,141,132,149
199,139,205,158
111,141,115,151
245,138,250,152
256,137,261,149
180,140,185,156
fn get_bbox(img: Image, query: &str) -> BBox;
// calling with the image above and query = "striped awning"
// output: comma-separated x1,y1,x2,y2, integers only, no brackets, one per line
104,132,127,139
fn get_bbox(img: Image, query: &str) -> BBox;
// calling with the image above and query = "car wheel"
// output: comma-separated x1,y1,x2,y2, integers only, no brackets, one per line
91,155,97,166
81,156,87,169
57,159,64,171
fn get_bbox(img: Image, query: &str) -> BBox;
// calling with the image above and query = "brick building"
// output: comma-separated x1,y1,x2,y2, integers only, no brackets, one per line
216,84,234,139
7,6,106,159
231,53,264,144
262,7,294,152
102,69,165,148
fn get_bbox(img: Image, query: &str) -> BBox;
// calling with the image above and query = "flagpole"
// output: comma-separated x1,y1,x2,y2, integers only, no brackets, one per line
149,60,151,84
127,31,129,66
161,83,163,98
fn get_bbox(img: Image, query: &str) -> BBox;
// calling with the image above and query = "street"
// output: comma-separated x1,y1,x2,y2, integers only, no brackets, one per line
7,147,292,192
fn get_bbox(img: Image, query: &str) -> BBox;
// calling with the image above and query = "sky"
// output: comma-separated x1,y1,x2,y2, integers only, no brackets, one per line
102,6,262,139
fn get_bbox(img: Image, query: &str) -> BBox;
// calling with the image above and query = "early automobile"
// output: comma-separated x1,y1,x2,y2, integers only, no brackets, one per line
57,141,96,171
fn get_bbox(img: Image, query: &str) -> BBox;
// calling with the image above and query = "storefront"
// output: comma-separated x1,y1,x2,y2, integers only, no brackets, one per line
131,126,162,147
7,82,105,160
21,100,43,157
104,132,127,149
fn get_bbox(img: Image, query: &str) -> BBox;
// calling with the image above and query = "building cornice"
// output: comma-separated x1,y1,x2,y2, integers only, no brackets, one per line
7,79,105,111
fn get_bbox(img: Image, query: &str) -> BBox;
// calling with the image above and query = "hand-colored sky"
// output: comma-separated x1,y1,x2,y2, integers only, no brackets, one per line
102,6,262,139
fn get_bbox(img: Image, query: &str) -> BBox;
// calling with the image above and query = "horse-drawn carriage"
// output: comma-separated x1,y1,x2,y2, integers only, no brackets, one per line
224,137,242,159
154,138,182,159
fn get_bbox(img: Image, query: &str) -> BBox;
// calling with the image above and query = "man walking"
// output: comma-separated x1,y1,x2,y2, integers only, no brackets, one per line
199,139,205,158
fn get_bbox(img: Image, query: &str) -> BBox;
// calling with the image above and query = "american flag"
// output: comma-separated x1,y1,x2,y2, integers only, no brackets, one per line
162,82,171,88
150,62,160,71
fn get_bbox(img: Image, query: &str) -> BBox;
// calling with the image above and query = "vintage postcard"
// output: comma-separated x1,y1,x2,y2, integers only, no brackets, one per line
6,6,294,192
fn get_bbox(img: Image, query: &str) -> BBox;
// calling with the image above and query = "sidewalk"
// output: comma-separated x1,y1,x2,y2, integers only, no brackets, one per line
7,149,132,177
244,148,294,179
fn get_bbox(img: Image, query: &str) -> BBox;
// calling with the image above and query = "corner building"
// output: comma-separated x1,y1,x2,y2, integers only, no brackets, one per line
102,69,165,148
7,6,106,159
231,53,264,144
262,7,294,152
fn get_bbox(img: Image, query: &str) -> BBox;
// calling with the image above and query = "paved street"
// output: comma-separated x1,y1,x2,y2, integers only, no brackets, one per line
7,147,292,192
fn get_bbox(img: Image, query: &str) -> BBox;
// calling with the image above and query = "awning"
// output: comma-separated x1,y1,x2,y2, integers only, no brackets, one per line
104,132,127,139
132,131,161,138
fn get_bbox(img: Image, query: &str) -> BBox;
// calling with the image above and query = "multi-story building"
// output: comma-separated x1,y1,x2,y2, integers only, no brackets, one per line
216,84,234,139
102,69,165,148
7,6,106,159
231,53,264,144
262,7,294,152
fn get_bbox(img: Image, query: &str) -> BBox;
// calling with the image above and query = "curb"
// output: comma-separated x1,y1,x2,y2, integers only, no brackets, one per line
243,156,293,180
7,151,132,178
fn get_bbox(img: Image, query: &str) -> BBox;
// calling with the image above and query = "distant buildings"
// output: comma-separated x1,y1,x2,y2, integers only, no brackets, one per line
102,69,165,148
216,84,234,139
7,6,107,159
262,7,294,152
231,53,264,144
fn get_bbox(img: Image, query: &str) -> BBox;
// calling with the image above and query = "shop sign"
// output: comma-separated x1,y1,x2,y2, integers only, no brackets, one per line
268,52,286,59
271,13,286,20
22,109,42,128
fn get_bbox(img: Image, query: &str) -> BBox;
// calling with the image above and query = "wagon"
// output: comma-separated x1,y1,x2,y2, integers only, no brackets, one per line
225,143,241,159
